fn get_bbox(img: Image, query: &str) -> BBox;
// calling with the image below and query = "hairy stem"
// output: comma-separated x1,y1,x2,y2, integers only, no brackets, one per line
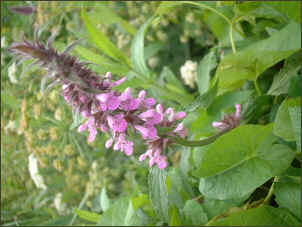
173,128,230,147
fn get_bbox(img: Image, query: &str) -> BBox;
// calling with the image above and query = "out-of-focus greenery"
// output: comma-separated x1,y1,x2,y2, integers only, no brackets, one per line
1,1,301,226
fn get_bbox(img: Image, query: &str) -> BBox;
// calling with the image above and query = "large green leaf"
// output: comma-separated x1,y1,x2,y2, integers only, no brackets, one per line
183,200,208,225
98,197,141,226
169,206,182,226
275,176,301,220
148,168,169,223
208,205,300,226
81,8,130,66
130,17,154,77
216,22,301,93
196,125,295,200
274,98,296,141
74,46,130,75
267,1,301,23
197,49,217,95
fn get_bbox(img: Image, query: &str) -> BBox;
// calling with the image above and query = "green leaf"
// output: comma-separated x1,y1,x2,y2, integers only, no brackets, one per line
208,205,300,226
183,200,208,225
288,97,301,152
267,52,301,95
207,90,253,116
167,168,194,209
144,42,164,61
100,187,110,212
156,2,185,16
201,196,248,220
274,98,296,141
288,74,302,98
148,167,169,223
98,197,141,226
196,124,295,200
74,209,101,223
267,1,301,23
69,108,86,130
169,206,182,226
197,50,218,95
216,22,301,93
183,81,218,112
89,5,136,35
130,17,154,77
275,176,301,220
74,46,130,75
81,8,130,66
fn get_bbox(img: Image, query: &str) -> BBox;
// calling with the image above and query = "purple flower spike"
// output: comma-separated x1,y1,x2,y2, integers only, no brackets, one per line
9,33,192,169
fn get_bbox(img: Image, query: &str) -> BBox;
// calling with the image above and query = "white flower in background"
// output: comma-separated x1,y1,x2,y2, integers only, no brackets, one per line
180,60,198,88
28,153,47,190
54,192,67,215
4,120,17,132
8,62,18,84
1,36,6,48
148,56,159,69
185,12,195,23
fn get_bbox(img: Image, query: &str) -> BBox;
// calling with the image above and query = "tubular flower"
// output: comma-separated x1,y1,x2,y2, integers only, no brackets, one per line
212,104,241,131
9,35,188,169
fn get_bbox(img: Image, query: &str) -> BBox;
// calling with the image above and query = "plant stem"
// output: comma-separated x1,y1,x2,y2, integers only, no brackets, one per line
173,128,230,147
254,79,262,96
69,191,89,226
263,176,279,205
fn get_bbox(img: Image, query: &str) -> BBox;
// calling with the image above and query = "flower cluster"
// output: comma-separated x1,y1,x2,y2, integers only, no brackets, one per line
212,104,241,131
9,36,187,169
74,72,187,169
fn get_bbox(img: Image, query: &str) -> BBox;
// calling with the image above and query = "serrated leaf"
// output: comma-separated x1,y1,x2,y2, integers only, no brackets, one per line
197,124,295,200
197,50,217,95
216,22,301,94
130,17,154,77
208,205,300,226
74,209,101,223
81,8,130,66
74,46,130,75
148,167,169,223
100,187,110,212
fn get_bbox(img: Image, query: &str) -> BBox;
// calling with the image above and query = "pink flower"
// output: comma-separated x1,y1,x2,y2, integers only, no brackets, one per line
138,90,156,108
96,91,120,111
138,109,162,125
107,114,128,133
134,125,158,140
119,88,139,111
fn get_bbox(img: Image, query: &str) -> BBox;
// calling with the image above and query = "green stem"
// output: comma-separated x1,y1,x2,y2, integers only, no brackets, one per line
69,191,90,225
173,128,230,147
254,79,262,96
230,21,236,54
263,176,279,205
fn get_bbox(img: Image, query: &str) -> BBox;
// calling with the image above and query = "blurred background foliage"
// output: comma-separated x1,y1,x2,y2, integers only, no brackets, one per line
1,1,301,226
